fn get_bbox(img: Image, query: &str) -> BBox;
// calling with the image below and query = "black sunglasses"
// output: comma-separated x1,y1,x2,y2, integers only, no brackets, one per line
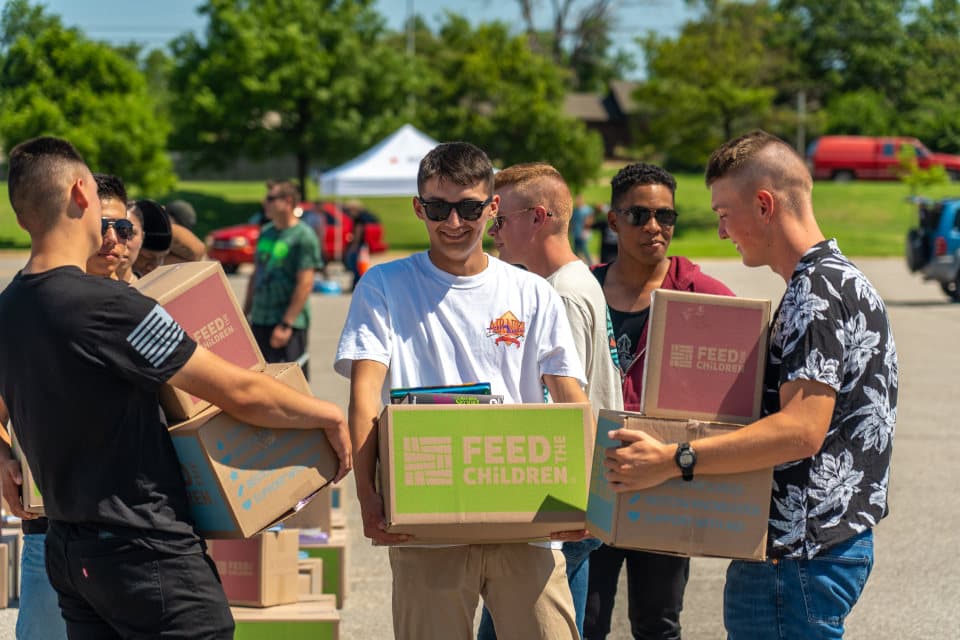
615,206,678,227
101,217,135,241
417,197,492,222
264,193,287,202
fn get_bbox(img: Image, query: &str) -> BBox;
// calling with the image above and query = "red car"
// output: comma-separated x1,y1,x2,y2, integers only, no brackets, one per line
206,201,388,274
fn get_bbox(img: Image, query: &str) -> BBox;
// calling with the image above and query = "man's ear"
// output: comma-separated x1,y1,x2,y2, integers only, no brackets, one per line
607,209,619,233
70,176,92,211
757,190,775,222
412,196,426,221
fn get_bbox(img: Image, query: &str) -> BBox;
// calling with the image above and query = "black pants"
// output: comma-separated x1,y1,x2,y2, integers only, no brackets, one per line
45,523,234,640
252,323,310,379
583,545,690,640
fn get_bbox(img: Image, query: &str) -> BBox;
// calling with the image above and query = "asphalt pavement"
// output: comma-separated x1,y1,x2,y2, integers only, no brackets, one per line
0,252,957,639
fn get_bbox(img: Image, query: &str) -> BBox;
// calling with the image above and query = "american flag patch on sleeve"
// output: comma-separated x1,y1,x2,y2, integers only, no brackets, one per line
127,305,185,368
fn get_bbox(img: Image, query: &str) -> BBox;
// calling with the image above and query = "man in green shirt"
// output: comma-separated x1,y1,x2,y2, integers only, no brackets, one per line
244,179,322,378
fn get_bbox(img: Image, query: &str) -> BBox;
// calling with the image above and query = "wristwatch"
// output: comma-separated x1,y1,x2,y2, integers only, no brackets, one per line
278,320,293,330
675,442,697,482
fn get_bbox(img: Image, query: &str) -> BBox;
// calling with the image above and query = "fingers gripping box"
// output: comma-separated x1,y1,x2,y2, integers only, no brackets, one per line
133,261,266,420
642,290,770,424
586,410,773,560
378,403,594,544
168,363,338,538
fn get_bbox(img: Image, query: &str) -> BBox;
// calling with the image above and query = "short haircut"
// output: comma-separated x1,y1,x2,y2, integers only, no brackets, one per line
94,173,128,204
417,142,494,196
704,130,812,209
7,136,88,232
610,163,677,209
494,162,573,227
266,179,300,202
165,199,197,229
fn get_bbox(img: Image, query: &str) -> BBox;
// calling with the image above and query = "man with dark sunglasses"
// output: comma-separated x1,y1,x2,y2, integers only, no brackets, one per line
336,142,589,640
86,173,132,279
585,162,733,640
243,179,322,379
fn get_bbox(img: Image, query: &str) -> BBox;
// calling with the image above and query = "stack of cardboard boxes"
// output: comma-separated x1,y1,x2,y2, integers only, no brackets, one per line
587,290,775,560
134,261,344,637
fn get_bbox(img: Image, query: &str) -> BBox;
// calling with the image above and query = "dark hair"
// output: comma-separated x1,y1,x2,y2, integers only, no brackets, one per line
132,199,172,251
94,173,128,203
266,179,300,203
126,201,144,226
7,136,87,231
610,163,677,208
705,129,789,186
165,199,197,229
417,142,494,196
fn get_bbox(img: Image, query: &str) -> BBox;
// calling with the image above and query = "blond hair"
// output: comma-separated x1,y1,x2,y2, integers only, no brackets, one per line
493,163,573,230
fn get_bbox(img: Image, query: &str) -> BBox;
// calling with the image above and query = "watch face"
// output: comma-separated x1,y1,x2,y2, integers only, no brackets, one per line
679,451,695,467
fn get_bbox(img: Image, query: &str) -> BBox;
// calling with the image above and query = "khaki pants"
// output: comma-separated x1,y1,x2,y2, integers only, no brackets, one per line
389,544,579,640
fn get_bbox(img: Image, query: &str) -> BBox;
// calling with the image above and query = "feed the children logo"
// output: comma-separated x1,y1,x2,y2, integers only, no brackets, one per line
487,311,525,347
402,435,571,487
669,344,748,374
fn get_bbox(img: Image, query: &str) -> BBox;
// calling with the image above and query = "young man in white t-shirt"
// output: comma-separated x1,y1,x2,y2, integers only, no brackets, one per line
485,162,623,639
336,142,589,640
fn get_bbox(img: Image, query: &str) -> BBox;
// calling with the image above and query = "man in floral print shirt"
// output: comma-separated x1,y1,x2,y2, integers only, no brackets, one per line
602,130,896,640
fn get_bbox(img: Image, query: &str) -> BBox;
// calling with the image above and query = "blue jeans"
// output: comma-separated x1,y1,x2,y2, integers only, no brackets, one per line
724,529,874,640
17,533,68,640
478,538,602,640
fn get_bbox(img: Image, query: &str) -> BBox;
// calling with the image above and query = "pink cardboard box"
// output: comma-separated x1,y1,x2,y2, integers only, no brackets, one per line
133,261,265,420
208,529,300,607
642,290,770,424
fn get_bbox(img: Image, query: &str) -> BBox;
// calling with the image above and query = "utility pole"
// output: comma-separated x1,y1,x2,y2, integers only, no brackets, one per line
797,89,807,153
406,0,415,117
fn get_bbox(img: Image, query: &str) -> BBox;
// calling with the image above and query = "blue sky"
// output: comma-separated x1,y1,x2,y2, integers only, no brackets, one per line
34,0,698,78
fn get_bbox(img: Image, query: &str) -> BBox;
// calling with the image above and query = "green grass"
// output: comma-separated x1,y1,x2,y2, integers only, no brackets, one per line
3,176,959,256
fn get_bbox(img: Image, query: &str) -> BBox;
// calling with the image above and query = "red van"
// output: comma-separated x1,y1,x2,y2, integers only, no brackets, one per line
807,135,960,181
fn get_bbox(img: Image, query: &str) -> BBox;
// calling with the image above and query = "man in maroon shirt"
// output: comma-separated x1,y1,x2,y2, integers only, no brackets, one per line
586,162,733,640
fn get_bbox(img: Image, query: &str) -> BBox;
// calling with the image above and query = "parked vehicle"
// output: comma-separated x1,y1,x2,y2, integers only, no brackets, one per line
807,135,960,182
905,196,960,302
205,201,388,274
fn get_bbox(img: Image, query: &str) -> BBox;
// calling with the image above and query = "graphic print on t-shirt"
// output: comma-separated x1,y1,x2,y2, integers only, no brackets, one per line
127,304,186,367
487,311,525,348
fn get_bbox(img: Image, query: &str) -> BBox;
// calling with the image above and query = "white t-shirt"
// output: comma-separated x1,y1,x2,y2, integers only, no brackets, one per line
335,251,586,403
546,260,624,418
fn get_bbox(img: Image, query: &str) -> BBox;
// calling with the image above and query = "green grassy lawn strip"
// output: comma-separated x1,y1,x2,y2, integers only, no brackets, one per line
3,177,958,256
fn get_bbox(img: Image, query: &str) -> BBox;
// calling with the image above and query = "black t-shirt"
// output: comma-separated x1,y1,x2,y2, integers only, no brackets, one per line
608,306,650,375
0,267,199,553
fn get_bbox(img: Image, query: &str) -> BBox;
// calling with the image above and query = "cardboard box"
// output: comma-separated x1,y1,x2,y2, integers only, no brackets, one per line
300,529,348,608
0,529,21,600
133,261,266,420
298,558,324,596
283,486,331,532
231,595,339,640
642,290,770,424
10,427,43,515
169,363,338,538
208,529,300,607
586,410,773,560
378,403,593,543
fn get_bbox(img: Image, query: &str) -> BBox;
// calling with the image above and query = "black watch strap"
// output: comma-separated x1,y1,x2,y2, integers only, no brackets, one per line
675,442,697,482
278,320,293,329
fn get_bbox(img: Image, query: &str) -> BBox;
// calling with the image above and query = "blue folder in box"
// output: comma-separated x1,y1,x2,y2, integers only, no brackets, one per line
389,382,492,404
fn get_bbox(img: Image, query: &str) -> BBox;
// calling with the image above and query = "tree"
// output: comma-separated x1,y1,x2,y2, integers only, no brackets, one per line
0,1,176,193
410,14,603,190
634,1,791,168
169,0,417,198
509,0,633,91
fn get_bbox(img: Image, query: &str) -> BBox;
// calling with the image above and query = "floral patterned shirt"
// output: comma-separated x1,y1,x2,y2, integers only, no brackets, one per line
765,240,897,559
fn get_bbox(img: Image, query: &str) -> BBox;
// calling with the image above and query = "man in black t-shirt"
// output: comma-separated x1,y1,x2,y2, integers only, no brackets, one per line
0,137,352,639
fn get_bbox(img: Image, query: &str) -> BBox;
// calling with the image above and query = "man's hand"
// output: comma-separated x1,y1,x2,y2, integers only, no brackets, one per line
550,529,590,542
324,420,353,483
0,458,37,520
603,428,675,492
358,492,412,545
270,324,293,349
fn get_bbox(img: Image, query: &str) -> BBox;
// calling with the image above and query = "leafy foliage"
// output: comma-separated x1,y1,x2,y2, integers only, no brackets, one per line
0,0,175,193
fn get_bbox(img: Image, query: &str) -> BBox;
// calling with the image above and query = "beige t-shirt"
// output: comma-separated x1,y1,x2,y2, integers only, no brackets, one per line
546,260,624,418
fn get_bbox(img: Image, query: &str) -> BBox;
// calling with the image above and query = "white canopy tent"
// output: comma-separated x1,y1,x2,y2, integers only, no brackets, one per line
317,124,440,197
